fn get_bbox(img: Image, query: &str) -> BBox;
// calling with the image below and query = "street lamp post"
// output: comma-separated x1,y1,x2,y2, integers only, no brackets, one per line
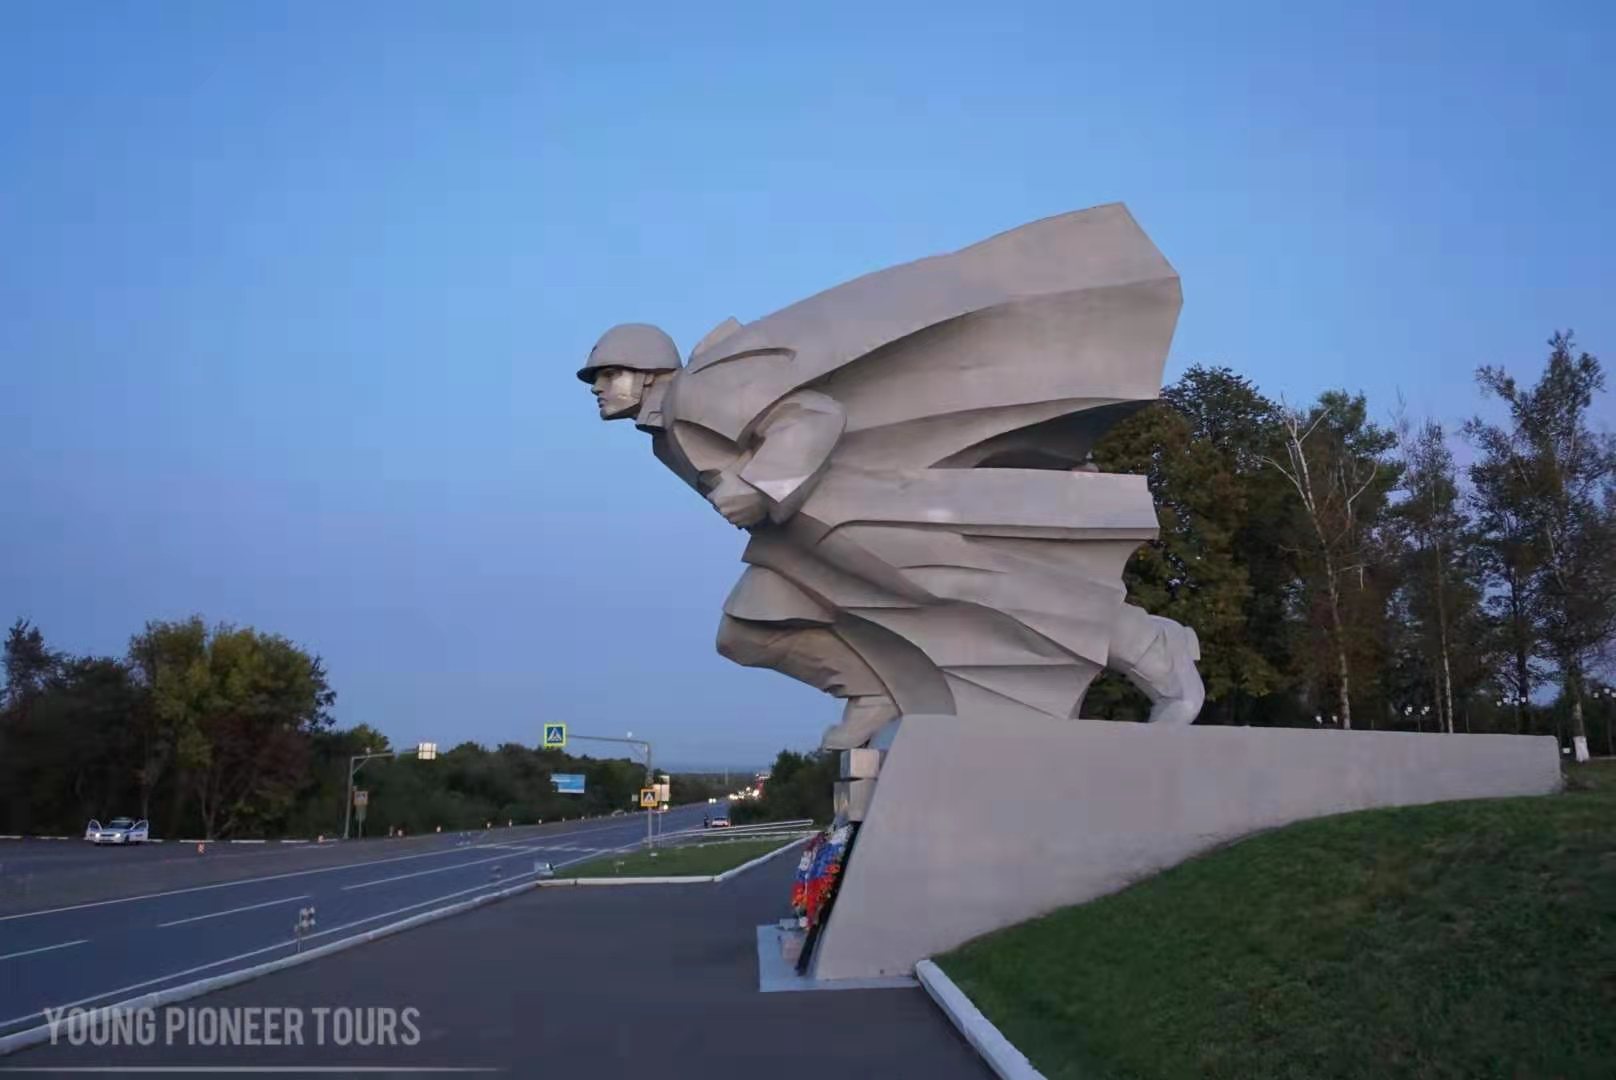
1497,688,1527,735
1399,704,1432,733
1592,685,1616,758
343,741,438,841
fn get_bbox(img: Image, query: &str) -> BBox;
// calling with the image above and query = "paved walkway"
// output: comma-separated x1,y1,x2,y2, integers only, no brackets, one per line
13,851,992,1078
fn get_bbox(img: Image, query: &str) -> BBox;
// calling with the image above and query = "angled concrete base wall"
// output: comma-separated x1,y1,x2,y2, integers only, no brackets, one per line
808,714,1562,981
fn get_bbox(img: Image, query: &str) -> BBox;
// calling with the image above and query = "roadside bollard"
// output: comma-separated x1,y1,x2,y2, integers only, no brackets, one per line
196,842,205,855
295,906,317,953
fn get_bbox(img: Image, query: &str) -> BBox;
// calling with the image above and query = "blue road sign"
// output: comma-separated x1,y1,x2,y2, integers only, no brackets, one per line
552,773,585,795
543,723,567,749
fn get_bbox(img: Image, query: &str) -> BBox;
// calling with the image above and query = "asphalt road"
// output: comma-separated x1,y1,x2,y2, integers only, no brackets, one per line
0,815,684,913
0,805,708,1039
9,847,992,1078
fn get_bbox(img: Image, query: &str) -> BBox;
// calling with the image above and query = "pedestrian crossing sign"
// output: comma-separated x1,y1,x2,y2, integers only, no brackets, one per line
543,723,567,750
640,788,658,808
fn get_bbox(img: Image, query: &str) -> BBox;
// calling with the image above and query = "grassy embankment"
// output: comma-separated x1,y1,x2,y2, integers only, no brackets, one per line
564,838,795,878
941,761,1616,1079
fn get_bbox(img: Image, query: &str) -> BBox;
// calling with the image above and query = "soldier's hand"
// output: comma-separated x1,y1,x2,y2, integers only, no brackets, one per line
707,473,769,528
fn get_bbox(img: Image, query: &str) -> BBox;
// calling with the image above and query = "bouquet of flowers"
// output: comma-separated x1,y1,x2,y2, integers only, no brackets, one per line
790,822,855,931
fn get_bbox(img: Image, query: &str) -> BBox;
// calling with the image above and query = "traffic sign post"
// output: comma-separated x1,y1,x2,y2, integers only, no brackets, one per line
542,724,567,750
561,731,655,849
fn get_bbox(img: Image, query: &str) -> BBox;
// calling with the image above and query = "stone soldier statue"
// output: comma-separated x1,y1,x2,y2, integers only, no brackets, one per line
579,204,1204,750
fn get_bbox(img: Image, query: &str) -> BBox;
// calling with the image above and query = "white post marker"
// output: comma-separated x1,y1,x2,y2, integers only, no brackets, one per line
294,906,317,954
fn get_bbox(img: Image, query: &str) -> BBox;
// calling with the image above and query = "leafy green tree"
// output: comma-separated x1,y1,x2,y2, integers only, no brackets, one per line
132,619,334,837
1,623,142,833
39,657,142,822
1096,367,1291,723
733,749,836,823
3,619,61,709
1467,333,1616,759
128,617,208,821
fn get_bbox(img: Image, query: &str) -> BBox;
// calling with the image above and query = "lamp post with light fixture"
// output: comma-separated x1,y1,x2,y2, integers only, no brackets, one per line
343,741,439,840
1496,689,1527,734
1401,703,1432,733
1592,685,1616,758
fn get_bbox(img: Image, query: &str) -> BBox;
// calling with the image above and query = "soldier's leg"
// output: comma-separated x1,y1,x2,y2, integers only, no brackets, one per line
716,614,897,749
1105,604,1205,725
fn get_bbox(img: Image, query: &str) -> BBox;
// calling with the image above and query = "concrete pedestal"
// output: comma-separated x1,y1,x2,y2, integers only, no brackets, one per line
808,714,1562,981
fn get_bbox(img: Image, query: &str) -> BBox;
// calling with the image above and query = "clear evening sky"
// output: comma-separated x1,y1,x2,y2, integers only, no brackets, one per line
2,2,1610,768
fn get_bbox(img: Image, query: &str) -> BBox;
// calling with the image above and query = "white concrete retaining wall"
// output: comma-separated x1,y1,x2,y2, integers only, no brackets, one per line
810,715,1562,980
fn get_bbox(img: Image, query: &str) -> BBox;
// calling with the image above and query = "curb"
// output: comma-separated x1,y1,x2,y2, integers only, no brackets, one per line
539,836,811,888
539,875,717,886
915,959,1045,1080
714,835,810,882
0,877,544,1058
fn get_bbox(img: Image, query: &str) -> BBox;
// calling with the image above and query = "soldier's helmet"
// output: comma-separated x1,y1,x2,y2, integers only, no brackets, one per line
576,323,682,383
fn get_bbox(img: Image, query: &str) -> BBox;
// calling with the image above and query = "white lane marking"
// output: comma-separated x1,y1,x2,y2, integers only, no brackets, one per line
341,846,546,891
156,894,313,928
0,1066,499,1073
0,847,609,1034
0,820,640,923
0,941,293,1032
0,939,88,962
310,845,610,940
334,815,672,892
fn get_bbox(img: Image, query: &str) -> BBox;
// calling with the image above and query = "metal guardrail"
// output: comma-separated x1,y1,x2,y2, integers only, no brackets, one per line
655,818,815,842
681,833,815,847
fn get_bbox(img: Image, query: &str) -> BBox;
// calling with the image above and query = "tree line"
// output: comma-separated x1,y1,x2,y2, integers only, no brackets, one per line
1087,331,1616,757
0,616,717,837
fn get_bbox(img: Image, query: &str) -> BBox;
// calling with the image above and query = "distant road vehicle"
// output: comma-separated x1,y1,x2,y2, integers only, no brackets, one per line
704,804,731,829
84,817,150,844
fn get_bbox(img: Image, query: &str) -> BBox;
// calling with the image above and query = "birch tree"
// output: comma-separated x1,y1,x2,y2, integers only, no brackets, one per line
1393,418,1481,733
1264,392,1398,729
1467,333,1616,760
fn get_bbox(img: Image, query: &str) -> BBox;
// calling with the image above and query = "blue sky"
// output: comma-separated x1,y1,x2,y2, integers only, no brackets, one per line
2,1,1610,768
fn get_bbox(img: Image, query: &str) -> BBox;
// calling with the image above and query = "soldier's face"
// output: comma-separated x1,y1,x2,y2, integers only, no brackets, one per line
591,367,647,420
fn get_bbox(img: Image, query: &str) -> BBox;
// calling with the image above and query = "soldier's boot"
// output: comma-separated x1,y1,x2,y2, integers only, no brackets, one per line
820,694,900,751
1107,608,1205,726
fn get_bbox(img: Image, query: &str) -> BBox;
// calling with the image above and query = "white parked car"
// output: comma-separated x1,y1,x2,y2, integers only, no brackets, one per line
84,817,149,844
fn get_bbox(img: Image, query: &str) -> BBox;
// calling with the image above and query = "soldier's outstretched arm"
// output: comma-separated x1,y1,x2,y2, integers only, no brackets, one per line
735,390,846,524
705,390,846,527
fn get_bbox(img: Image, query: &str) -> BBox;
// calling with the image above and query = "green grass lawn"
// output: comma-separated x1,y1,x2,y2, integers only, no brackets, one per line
564,837,798,878
940,762,1616,1080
